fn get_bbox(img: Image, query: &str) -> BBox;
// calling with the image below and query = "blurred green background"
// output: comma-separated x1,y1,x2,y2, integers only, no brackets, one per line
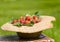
0,0,59,42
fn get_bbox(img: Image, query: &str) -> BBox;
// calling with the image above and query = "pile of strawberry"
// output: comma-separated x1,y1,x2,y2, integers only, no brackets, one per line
11,12,41,27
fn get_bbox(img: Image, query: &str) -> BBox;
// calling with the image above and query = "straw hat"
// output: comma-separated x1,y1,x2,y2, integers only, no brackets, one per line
1,16,55,33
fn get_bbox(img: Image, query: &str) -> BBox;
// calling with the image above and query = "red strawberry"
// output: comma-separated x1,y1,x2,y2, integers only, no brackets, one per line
32,16,41,23
12,19,17,24
18,16,25,24
35,21,39,23
18,19,20,22
20,19,25,24
24,20,30,24
25,16,31,21
33,19,41,23
32,16,37,20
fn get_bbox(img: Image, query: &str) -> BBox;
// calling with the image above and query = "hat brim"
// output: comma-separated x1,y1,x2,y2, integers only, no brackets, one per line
1,16,55,33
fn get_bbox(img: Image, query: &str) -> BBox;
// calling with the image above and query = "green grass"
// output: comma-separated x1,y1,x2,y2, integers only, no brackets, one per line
0,0,60,42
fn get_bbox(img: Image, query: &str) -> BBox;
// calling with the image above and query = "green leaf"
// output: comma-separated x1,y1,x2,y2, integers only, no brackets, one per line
28,23,34,26
34,11,40,18
35,11,39,15
13,22,22,27
27,21,34,26
10,17,14,23
30,21,34,24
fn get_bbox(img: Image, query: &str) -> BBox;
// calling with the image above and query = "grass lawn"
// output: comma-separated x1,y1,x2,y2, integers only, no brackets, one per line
0,0,60,42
